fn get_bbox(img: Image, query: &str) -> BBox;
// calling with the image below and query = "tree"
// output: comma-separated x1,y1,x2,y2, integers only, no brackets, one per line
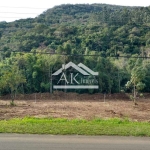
0,65,26,103
126,59,146,105
95,57,119,93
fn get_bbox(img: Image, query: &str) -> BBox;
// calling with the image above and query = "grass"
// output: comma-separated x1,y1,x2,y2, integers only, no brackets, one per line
0,117,150,136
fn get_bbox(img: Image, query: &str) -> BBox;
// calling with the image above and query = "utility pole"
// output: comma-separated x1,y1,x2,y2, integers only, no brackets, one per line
49,67,53,94
63,55,67,100
118,69,120,92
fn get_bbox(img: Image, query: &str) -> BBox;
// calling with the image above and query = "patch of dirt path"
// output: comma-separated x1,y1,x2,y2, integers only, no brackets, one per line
0,98,150,121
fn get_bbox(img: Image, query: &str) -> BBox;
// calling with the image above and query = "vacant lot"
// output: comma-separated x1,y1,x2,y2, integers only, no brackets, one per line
0,92,150,121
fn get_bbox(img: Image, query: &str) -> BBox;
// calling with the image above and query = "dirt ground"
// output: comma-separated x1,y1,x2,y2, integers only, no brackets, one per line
0,92,150,122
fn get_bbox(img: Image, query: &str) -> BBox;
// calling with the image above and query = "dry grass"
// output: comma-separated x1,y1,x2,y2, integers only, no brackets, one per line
0,98,150,121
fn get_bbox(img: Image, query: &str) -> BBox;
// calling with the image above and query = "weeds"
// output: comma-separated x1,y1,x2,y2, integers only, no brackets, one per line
0,117,150,136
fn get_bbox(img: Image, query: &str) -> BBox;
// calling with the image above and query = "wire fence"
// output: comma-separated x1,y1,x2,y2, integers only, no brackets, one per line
0,92,131,101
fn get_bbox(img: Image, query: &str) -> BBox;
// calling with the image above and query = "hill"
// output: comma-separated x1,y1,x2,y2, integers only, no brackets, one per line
0,4,150,96
0,4,150,56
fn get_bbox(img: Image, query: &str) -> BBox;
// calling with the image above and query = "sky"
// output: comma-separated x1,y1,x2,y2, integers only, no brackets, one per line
0,0,150,22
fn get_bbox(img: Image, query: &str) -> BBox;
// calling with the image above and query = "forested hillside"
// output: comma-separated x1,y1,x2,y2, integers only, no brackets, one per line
0,4,150,97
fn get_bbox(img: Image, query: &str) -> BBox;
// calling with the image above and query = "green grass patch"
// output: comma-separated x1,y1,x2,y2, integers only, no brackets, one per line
0,117,150,136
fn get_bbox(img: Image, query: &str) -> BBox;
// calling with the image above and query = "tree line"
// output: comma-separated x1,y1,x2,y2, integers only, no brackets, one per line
0,4,150,101
0,52,150,96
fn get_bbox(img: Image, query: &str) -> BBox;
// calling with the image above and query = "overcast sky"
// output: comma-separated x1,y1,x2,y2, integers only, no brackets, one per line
0,0,150,22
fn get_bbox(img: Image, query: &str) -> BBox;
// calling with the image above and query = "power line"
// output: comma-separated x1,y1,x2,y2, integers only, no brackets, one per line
0,14,150,23
0,6,48,10
0,12,40,15
0,49,150,59
0,16,32,19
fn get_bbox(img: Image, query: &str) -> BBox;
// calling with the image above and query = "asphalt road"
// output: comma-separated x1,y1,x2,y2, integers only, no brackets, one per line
0,134,150,150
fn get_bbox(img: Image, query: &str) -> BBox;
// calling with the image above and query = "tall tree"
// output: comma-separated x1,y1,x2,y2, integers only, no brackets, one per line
0,65,26,103
126,58,146,105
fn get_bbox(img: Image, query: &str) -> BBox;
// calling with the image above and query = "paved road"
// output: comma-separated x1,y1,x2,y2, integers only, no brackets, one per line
0,134,150,150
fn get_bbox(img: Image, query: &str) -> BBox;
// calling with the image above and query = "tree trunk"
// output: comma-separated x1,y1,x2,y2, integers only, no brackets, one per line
133,80,137,105
10,90,15,104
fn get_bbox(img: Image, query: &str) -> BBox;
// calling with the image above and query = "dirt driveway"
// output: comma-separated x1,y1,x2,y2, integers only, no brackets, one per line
0,94,150,121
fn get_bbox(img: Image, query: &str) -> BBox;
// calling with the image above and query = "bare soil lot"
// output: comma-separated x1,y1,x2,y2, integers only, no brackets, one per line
0,92,150,121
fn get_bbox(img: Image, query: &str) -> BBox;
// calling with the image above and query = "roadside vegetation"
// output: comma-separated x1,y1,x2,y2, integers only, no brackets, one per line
0,117,150,136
